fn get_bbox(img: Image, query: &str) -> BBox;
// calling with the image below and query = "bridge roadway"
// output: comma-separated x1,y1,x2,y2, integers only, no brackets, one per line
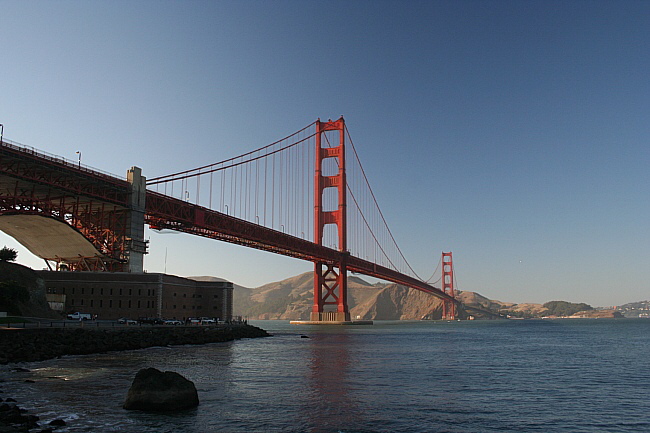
146,191,455,302
0,137,455,303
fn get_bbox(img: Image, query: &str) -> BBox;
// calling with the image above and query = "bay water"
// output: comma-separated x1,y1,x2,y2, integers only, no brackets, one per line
2,319,649,432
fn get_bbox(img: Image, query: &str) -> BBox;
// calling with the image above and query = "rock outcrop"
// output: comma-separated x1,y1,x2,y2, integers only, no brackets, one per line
0,262,59,319
0,400,41,432
123,368,199,411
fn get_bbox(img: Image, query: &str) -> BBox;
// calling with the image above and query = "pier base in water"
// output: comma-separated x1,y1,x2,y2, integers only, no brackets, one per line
289,320,373,325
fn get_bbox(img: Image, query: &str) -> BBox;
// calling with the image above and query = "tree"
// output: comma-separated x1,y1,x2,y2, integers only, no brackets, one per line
0,247,18,262
543,300,593,317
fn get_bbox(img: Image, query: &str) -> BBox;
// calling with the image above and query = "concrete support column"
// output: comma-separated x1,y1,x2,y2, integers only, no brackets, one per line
126,166,148,273
223,284,233,321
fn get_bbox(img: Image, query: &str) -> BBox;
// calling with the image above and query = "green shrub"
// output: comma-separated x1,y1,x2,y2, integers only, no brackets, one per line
543,300,593,317
0,281,30,315
0,247,18,262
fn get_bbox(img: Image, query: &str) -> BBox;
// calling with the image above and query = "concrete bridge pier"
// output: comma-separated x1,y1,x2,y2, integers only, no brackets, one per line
126,166,148,273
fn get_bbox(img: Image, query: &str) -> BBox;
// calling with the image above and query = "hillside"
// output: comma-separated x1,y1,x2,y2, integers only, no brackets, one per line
455,291,550,318
614,300,649,318
0,261,59,318
351,284,449,320
224,272,475,320
222,272,628,320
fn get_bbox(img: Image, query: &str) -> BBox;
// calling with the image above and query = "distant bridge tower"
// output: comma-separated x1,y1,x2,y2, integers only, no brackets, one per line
311,117,350,322
441,252,456,320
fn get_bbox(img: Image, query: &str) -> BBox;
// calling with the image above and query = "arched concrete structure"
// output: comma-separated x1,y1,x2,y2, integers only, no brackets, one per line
0,214,108,269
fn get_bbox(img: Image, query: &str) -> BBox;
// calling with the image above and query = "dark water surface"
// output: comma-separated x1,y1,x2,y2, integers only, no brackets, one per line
2,319,649,432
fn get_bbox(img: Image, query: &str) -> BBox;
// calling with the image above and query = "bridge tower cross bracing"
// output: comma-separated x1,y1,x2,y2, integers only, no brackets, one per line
441,251,456,320
311,117,351,322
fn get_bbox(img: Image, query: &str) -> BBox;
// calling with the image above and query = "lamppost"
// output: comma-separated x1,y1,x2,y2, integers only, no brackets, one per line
75,151,81,168
0,124,4,144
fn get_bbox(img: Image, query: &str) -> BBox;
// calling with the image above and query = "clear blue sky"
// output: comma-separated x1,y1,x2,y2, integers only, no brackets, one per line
1,0,649,307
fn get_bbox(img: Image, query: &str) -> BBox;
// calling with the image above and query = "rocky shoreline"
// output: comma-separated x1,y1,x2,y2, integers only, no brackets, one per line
0,324,269,431
0,391,59,433
0,324,270,364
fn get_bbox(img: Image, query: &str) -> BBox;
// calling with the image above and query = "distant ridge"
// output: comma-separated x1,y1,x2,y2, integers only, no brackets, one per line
189,273,623,320
191,272,453,320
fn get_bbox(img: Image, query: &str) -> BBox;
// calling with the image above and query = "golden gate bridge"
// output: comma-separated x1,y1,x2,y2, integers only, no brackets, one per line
0,118,458,321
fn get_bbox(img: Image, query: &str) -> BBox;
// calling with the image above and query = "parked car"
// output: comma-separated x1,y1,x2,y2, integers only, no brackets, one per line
163,319,182,325
118,318,138,325
200,317,216,324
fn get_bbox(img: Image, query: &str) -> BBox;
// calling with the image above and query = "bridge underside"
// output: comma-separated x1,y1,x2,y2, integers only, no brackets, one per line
0,214,111,271
0,138,140,272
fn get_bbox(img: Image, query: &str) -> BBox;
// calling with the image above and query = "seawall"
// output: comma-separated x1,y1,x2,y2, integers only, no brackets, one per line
0,324,269,364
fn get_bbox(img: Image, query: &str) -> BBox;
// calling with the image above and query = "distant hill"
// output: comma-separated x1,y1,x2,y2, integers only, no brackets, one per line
612,300,649,318
190,272,625,320
206,272,487,320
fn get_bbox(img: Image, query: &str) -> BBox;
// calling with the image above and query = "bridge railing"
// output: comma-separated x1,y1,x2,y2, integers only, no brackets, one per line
1,137,124,182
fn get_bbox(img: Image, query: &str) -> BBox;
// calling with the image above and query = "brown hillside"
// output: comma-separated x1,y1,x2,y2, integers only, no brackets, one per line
351,284,445,320
234,272,459,320
456,291,547,317
234,272,389,320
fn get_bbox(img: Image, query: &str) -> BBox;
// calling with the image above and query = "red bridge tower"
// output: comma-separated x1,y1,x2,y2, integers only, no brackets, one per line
441,252,456,320
311,117,350,322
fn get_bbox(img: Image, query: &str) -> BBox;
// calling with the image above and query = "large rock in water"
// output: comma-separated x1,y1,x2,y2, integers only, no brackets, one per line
123,368,199,411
